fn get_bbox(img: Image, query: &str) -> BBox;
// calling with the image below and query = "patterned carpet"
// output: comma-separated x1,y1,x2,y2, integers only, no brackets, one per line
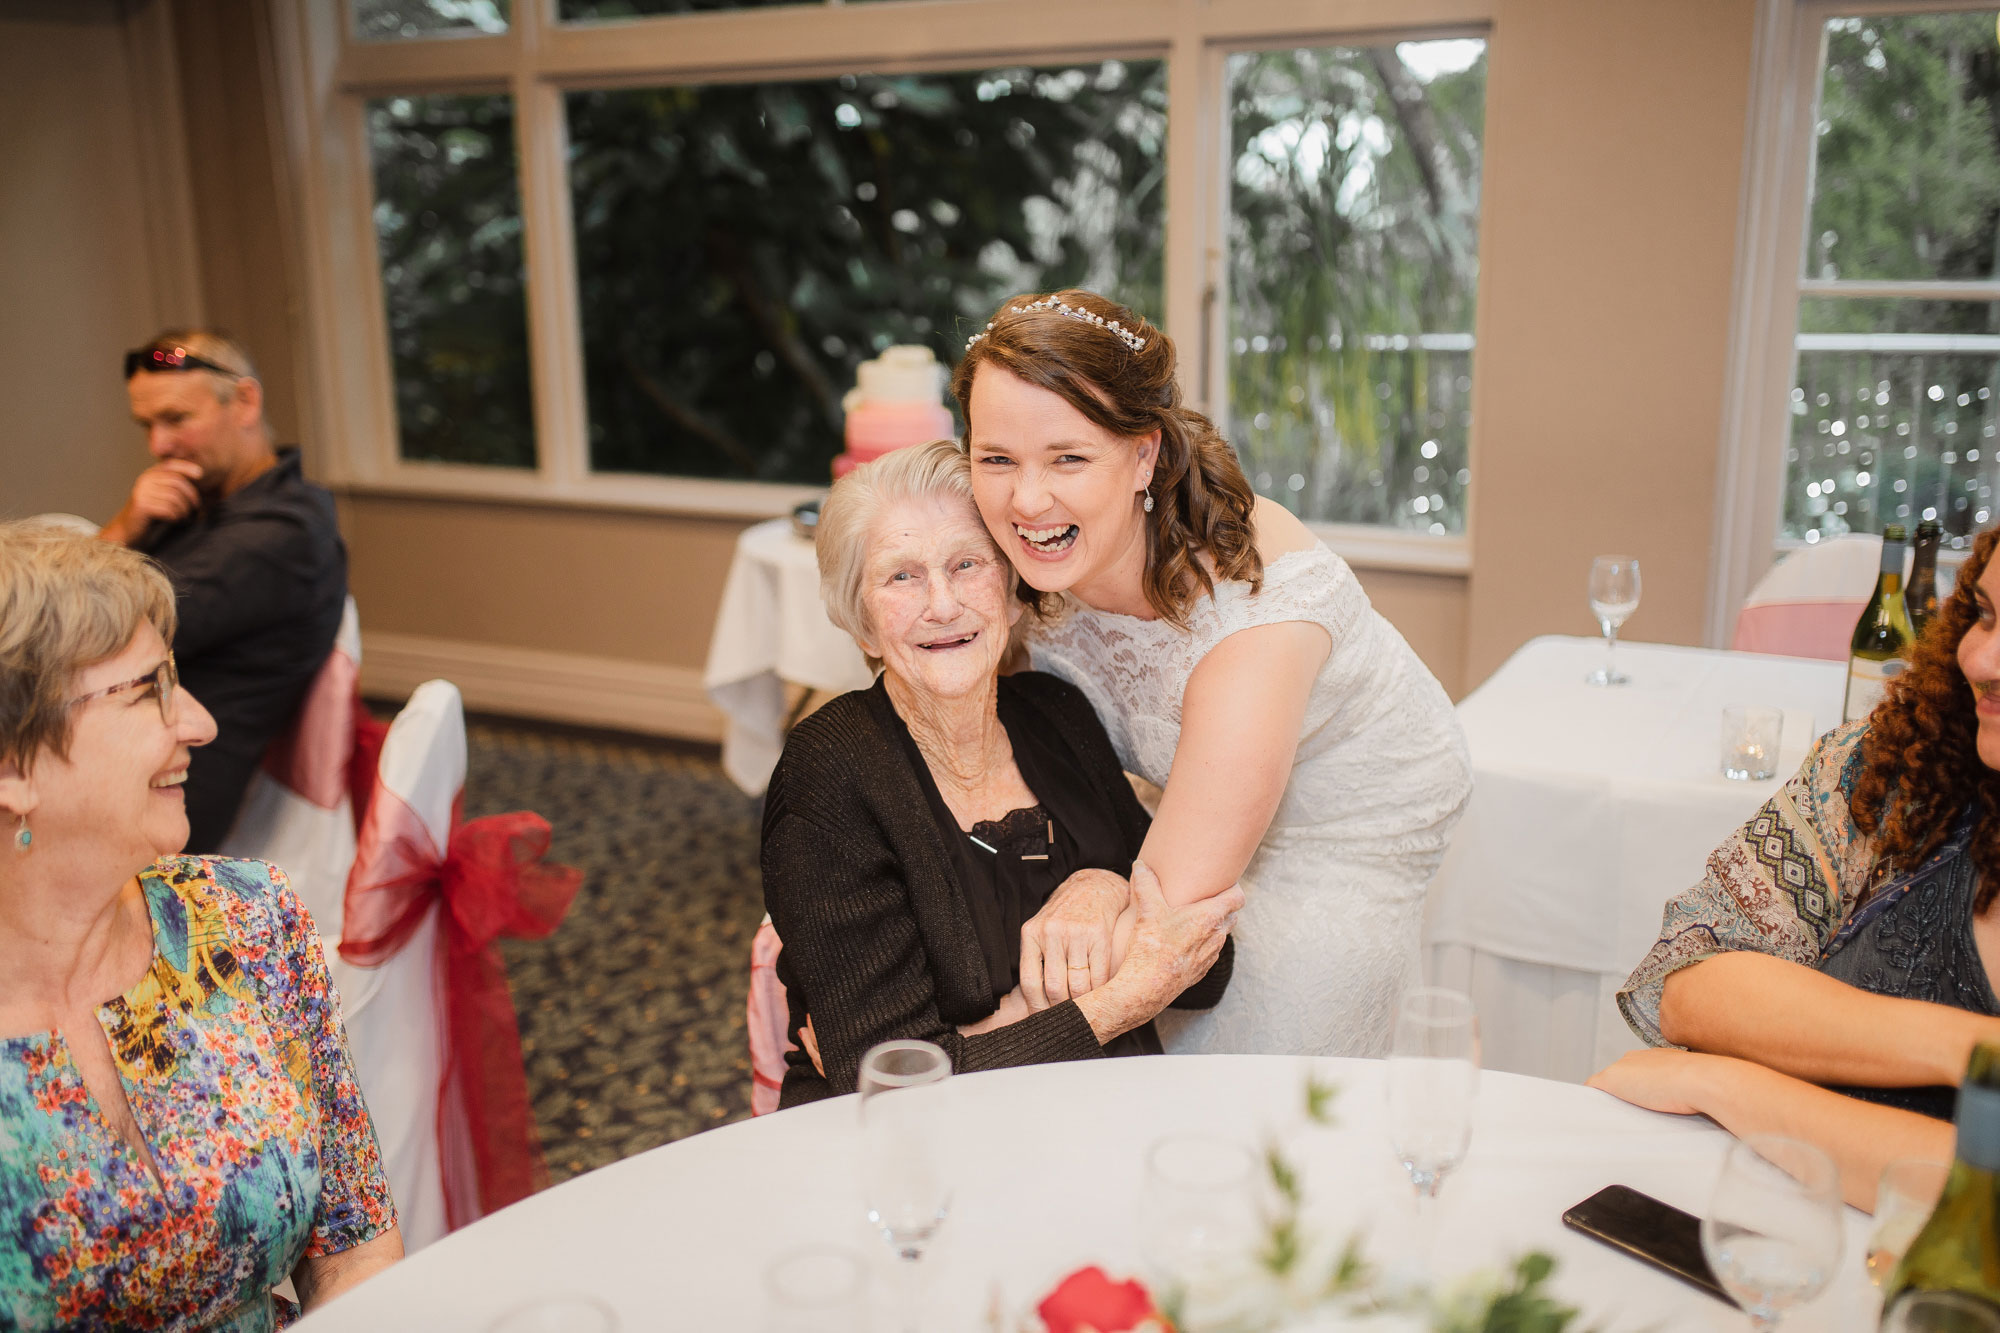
454,715,766,1184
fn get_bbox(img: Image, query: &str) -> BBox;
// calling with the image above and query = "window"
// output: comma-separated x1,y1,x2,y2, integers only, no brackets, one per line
567,62,1163,482
1785,10,2000,549
354,0,508,40
285,1,1490,544
1227,39,1485,533
367,93,536,466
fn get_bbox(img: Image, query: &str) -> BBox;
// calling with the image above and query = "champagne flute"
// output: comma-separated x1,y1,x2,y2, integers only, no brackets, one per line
1869,1158,1950,1286
1700,1135,1843,1331
1386,987,1480,1266
1586,556,1642,686
858,1040,952,1332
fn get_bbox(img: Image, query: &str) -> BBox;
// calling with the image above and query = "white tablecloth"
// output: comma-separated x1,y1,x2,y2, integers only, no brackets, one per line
298,1055,1873,1331
1423,636,1847,1085
704,517,874,794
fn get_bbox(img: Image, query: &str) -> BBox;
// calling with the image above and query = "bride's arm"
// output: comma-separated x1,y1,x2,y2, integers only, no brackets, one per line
1017,618,1326,1009
1140,620,1329,907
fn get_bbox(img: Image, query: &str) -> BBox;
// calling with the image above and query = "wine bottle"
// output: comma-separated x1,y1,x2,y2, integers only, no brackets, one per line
1883,1043,2000,1318
1844,524,1915,725
1909,519,1943,639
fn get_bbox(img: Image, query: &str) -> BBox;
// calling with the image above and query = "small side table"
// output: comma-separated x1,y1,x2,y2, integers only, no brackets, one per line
703,518,874,794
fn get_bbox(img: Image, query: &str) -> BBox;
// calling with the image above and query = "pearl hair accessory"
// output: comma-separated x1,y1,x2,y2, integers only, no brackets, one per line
965,296,1148,354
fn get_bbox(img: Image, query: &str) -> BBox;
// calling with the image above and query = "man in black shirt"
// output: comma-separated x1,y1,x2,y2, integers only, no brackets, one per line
99,331,348,852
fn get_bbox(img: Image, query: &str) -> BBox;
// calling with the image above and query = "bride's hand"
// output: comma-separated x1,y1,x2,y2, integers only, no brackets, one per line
1020,867,1130,1011
1074,860,1242,1043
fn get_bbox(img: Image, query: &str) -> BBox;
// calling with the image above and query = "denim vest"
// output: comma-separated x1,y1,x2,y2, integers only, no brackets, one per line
1818,819,1996,1120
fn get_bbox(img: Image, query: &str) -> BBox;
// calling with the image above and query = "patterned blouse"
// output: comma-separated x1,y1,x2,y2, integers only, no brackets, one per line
0,857,396,1332
1619,720,1947,1047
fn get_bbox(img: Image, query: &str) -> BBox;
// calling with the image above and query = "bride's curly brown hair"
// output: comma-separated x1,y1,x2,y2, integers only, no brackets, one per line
951,289,1261,629
1851,526,2000,907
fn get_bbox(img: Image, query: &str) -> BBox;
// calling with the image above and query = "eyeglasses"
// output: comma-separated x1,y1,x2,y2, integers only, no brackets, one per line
67,655,179,727
124,346,242,380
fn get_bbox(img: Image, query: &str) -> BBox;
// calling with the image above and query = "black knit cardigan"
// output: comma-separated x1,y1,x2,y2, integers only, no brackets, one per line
762,670,1232,1107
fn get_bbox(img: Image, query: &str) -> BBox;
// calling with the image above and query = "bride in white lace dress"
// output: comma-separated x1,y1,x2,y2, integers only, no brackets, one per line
950,290,1471,1056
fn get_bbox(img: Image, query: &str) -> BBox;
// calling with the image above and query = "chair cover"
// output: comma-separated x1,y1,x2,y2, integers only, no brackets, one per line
747,916,794,1116
339,680,581,1237
1731,534,1882,661
219,597,362,938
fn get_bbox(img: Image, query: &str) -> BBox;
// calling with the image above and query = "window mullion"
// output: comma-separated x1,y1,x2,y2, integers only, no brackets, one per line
1163,2,1214,412
513,7,589,486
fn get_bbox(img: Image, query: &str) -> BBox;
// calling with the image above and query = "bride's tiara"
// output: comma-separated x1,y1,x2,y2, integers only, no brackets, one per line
965,296,1147,354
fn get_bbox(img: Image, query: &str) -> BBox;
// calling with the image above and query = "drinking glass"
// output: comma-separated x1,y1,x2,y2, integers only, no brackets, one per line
1882,1290,2000,1333
1586,556,1642,686
858,1040,953,1331
1386,987,1480,1266
1700,1135,1844,1331
1868,1158,1951,1286
763,1246,868,1333
1136,1134,1259,1294
485,1296,619,1333
1721,706,1784,781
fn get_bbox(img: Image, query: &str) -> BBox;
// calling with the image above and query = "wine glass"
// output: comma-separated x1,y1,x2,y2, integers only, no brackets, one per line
1586,556,1642,686
1386,987,1480,1264
1868,1158,1950,1286
485,1296,619,1332
1700,1135,1843,1331
1137,1135,1259,1297
858,1040,953,1331
763,1246,868,1333
1882,1290,2000,1333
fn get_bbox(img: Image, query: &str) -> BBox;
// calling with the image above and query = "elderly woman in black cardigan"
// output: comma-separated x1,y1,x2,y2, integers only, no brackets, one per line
763,440,1241,1106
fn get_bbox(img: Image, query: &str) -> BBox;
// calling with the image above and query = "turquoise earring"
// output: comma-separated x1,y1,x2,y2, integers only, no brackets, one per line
12,815,27,852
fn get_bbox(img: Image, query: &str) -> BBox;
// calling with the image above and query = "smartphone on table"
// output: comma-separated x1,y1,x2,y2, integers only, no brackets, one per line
1562,1184,1737,1307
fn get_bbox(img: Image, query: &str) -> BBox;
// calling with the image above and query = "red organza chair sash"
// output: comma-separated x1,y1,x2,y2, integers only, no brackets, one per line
339,787,580,1228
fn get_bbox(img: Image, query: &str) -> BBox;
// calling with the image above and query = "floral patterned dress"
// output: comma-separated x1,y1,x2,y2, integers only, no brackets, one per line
0,857,396,1331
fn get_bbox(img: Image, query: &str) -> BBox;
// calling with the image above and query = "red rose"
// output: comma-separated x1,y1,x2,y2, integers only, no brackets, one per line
1037,1266,1165,1333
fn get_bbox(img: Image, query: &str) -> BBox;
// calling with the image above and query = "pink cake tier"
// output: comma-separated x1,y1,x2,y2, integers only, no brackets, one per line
832,398,956,478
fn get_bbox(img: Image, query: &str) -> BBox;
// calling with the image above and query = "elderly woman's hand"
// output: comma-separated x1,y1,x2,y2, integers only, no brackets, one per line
1073,861,1242,1044
1020,867,1131,1011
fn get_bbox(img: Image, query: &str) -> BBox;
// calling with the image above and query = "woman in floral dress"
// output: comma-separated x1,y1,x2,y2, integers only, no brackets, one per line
0,521,400,1330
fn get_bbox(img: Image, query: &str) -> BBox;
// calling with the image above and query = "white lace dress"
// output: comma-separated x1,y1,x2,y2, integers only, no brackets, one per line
1026,544,1471,1057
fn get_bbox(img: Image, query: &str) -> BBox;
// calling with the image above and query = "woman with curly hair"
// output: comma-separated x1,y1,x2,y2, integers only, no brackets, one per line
1590,526,2000,1207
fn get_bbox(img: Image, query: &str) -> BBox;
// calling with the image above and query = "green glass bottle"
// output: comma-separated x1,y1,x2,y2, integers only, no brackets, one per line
1844,524,1916,725
1908,520,1943,639
1883,1044,2000,1320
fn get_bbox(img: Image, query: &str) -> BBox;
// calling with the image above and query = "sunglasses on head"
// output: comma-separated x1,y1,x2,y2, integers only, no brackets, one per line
124,346,242,380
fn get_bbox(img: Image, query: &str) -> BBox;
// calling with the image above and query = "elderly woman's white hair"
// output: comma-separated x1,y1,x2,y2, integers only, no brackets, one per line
817,438,1008,670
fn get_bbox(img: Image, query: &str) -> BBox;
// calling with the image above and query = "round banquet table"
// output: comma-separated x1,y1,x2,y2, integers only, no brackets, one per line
298,1056,1877,1331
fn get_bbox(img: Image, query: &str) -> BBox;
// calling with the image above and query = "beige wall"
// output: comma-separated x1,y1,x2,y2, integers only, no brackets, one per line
144,0,1762,723
0,1,185,523
1467,0,1755,684
173,0,304,449
338,495,747,666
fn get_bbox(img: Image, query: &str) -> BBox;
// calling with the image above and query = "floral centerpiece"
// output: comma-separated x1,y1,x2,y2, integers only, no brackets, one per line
1016,1081,1583,1333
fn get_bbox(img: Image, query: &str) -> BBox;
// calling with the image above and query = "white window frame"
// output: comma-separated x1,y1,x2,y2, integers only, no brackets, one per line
1709,0,1995,644
268,0,1488,571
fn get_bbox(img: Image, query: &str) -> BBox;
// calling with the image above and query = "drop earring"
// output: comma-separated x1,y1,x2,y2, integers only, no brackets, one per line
1142,491,1154,514
12,814,28,853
